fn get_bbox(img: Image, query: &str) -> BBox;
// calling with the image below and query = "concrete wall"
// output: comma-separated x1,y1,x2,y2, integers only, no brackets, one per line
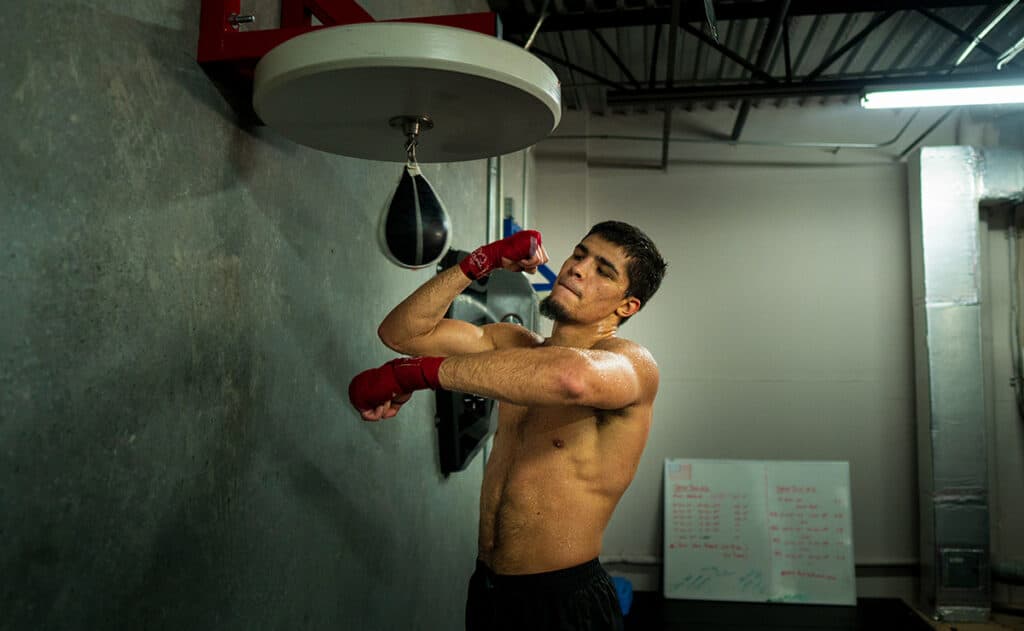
0,1,491,629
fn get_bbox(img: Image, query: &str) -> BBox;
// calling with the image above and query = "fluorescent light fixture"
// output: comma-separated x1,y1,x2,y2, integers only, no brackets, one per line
861,83,1024,109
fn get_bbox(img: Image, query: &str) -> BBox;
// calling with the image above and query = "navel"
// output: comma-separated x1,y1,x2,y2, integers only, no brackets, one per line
552,438,565,449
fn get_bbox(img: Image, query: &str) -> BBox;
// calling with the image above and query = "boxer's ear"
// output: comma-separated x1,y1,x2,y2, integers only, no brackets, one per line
616,296,641,319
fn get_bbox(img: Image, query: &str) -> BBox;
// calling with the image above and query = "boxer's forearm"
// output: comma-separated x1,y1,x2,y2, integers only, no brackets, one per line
378,265,472,352
378,232,545,357
438,347,640,410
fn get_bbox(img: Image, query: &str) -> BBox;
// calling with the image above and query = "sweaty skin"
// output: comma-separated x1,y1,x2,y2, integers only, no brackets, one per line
373,235,659,574
460,337,656,574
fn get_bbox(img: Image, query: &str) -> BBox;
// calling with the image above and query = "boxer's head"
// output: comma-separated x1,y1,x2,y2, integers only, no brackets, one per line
541,221,666,326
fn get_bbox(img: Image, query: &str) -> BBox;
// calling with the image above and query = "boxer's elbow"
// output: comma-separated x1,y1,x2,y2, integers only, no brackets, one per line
557,353,638,409
554,353,595,404
558,371,588,403
377,321,406,353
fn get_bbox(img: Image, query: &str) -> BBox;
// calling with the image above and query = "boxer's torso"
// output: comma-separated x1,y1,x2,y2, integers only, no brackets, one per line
476,337,654,575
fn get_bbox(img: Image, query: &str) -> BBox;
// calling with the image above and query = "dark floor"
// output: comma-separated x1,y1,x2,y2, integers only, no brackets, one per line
623,592,932,631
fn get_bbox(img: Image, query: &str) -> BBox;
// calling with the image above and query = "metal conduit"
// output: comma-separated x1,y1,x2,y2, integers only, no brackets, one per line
544,109,919,152
1010,206,1024,420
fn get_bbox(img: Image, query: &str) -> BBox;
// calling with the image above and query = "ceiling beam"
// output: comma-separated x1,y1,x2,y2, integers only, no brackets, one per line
732,0,792,140
660,0,682,171
606,70,1024,105
803,10,896,80
589,28,643,88
679,21,777,82
496,1,996,35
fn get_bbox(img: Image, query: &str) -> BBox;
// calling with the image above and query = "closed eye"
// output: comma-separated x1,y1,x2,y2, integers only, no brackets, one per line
595,255,619,279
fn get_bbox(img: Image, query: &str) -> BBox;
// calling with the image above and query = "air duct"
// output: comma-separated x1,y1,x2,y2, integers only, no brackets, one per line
909,147,1024,622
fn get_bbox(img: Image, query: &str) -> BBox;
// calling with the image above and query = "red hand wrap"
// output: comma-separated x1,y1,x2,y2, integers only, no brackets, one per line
348,357,444,412
459,230,542,280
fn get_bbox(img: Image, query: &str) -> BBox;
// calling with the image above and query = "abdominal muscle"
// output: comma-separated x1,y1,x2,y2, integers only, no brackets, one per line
476,402,637,575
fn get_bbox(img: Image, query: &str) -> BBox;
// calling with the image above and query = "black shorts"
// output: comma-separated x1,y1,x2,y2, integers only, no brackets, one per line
465,558,625,631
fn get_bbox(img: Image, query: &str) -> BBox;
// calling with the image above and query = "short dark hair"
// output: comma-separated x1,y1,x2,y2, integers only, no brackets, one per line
585,221,667,323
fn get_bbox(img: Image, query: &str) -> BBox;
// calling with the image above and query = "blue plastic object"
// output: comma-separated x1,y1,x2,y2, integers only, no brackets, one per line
611,576,633,616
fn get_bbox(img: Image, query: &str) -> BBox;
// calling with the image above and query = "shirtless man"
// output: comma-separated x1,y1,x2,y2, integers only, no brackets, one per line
348,221,667,631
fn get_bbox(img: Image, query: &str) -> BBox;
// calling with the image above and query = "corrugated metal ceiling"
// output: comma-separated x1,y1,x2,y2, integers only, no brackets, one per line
490,1,1024,118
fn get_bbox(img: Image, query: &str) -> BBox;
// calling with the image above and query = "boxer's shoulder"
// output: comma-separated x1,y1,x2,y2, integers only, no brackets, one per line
593,336,653,361
593,337,659,392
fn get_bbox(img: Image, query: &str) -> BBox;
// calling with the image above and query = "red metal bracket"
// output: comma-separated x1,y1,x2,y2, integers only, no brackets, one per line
198,0,499,124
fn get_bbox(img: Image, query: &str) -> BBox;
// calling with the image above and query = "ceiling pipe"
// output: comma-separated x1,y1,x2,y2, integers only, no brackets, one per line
895,4,1010,158
997,33,1024,69
896,109,957,160
545,109,919,152
955,0,1020,65
523,0,550,50
917,8,1008,61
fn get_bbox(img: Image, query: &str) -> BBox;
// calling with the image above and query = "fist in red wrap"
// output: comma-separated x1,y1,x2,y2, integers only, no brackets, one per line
348,357,445,421
460,230,549,280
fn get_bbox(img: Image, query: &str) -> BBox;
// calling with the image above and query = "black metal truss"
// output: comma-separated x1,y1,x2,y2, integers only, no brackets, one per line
731,0,792,140
496,0,997,36
502,0,1023,165
606,70,1024,106
803,10,896,81
504,1,1024,111
589,28,643,88
660,0,683,169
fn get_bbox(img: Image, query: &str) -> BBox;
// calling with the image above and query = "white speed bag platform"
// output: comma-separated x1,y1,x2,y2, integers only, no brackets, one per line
253,22,562,162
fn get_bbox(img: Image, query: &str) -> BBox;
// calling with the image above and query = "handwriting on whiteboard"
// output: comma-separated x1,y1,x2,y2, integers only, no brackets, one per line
669,484,756,561
768,483,849,566
664,459,856,605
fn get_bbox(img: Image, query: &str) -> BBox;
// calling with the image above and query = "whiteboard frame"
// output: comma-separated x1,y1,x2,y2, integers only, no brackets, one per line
663,458,857,606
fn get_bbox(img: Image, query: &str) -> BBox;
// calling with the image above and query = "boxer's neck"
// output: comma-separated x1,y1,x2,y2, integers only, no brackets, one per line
546,314,619,349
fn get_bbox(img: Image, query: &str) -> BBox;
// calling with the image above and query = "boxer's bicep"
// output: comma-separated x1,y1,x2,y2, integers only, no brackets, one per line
386,319,540,357
391,318,494,357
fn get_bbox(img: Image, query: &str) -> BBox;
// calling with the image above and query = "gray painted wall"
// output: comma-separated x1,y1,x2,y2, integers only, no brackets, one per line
532,108,960,601
533,109,1024,607
1,1,491,629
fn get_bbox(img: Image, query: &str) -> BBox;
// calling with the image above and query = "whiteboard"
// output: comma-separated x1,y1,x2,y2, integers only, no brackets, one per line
663,459,856,605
